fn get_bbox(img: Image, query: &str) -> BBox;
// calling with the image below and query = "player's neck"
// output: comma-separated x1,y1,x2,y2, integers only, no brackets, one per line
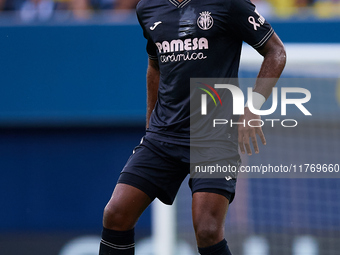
177,0,184,2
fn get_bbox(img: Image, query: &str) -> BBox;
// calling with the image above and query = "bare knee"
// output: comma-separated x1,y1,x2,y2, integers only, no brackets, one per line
102,183,152,231
194,221,224,247
103,199,137,231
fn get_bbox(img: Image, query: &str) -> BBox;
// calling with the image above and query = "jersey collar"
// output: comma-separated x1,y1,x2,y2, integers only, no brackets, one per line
168,0,191,8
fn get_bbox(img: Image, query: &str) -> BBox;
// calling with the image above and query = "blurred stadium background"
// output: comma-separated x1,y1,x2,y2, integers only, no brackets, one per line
0,0,340,254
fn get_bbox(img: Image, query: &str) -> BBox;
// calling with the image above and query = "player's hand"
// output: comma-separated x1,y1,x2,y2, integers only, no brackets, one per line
237,107,266,155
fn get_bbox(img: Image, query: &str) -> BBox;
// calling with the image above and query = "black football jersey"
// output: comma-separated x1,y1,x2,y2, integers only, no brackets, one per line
136,0,274,145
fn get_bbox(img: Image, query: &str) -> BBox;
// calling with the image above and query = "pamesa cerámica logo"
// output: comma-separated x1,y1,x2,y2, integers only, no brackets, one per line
197,83,312,128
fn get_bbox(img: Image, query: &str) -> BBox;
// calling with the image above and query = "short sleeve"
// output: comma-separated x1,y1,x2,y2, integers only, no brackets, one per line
228,0,274,49
136,12,158,60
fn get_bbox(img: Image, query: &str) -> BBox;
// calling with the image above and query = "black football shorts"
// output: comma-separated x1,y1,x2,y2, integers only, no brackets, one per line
117,136,239,205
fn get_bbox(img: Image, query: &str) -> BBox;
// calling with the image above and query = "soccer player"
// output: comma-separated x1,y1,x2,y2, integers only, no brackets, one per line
99,0,286,254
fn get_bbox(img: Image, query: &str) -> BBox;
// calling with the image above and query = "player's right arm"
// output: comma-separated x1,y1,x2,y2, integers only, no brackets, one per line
237,34,286,155
228,0,286,155
146,58,160,129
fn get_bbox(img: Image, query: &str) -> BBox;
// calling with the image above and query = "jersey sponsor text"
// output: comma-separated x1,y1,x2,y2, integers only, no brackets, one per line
155,37,208,53
156,37,209,63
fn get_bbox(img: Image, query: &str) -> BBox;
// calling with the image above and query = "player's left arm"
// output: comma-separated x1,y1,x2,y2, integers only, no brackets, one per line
238,33,286,155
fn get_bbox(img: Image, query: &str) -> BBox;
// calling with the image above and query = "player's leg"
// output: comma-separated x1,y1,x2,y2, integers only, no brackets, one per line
103,183,152,230
192,191,232,255
190,146,239,254
99,135,188,255
99,183,152,255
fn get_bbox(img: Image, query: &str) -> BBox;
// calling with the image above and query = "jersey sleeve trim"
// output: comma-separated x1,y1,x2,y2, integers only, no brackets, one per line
148,54,158,60
252,27,274,49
